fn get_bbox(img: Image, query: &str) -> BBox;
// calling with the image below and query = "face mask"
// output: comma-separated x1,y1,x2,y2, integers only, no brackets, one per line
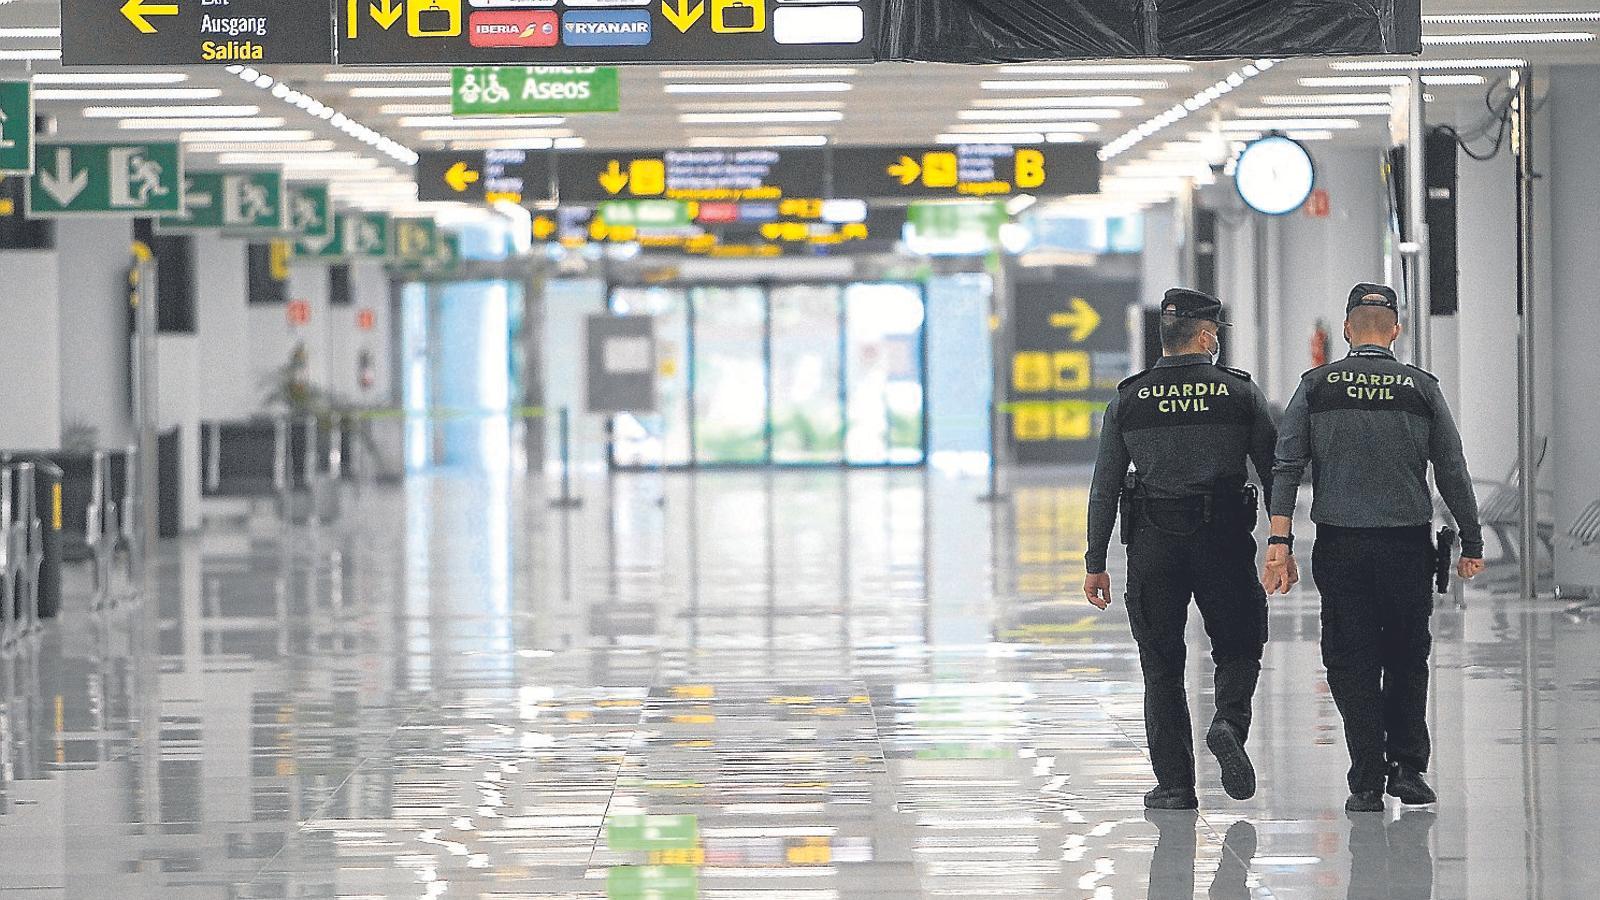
1205,331,1221,364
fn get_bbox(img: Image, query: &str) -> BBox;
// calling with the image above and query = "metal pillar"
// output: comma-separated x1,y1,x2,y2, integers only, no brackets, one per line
982,256,1014,502
1512,66,1540,601
1252,215,1272,391
132,259,159,591
1405,72,1433,369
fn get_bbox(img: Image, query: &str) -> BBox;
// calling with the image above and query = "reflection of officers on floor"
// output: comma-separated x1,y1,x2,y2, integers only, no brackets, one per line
1263,283,1485,813
1084,288,1279,810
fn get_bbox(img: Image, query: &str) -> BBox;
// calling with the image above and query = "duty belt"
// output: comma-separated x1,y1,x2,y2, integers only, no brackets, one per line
1121,481,1259,541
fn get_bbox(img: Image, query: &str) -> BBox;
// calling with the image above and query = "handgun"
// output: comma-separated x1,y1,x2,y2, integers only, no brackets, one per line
1435,527,1457,594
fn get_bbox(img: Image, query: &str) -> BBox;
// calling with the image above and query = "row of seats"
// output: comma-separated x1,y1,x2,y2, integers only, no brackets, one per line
200,415,355,525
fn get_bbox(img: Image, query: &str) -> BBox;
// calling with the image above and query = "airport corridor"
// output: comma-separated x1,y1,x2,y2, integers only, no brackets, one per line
0,468,1593,898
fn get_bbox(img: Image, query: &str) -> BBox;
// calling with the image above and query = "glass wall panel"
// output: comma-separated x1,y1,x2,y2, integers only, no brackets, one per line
770,284,844,464
845,283,926,465
610,286,691,466
691,285,768,464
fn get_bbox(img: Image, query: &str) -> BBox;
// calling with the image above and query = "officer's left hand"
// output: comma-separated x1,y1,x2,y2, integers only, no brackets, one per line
1084,572,1112,610
1458,556,1485,580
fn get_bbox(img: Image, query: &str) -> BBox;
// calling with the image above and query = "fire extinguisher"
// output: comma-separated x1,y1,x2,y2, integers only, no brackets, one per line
1311,319,1331,368
358,348,376,392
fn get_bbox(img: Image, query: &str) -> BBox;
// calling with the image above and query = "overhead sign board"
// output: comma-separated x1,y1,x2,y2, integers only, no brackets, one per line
416,149,552,204
160,170,286,233
0,83,33,175
60,0,335,66
453,67,619,115
558,149,825,204
343,212,391,259
831,144,1101,200
393,217,439,262
287,183,333,238
27,142,182,216
337,0,876,65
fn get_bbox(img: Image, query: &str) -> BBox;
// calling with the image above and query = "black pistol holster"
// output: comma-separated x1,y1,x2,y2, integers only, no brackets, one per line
1435,527,1457,594
1119,470,1138,545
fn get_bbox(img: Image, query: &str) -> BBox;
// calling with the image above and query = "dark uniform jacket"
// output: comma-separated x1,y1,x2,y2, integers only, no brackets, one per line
1268,344,1484,557
1086,353,1279,574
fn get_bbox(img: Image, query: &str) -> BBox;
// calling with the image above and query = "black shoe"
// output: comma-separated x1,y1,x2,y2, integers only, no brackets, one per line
1145,786,1199,810
1386,765,1437,805
1345,790,1385,813
1206,721,1257,801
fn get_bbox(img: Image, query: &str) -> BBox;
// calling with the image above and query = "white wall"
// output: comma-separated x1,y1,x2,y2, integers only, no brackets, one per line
156,333,202,531
194,232,253,420
0,250,62,449
56,218,135,448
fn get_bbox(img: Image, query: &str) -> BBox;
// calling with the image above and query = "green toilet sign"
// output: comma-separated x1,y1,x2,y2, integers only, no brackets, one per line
0,82,34,175
452,66,620,116
160,170,285,233
27,142,182,216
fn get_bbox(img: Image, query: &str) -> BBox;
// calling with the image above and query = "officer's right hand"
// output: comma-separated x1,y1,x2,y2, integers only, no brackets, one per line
1262,545,1297,595
1458,556,1486,580
1084,572,1112,610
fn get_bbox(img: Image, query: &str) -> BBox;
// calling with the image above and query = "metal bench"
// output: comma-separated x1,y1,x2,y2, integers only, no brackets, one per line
0,463,45,652
201,415,343,525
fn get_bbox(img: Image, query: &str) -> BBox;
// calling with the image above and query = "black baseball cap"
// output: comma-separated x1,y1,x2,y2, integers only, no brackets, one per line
1161,288,1230,327
1347,282,1400,314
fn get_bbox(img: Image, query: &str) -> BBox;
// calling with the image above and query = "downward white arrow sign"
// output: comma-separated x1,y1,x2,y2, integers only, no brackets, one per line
39,148,89,206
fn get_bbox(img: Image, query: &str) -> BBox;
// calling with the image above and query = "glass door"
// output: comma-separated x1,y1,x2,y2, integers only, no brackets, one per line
771,284,845,464
610,286,691,467
845,283,926,465
690,286,768,464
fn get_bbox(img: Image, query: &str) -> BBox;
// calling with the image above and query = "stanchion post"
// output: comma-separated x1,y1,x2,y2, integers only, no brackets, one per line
978,401,1007,503
551,406,583,510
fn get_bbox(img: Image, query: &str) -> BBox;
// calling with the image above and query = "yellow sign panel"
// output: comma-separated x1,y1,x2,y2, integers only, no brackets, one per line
629,158,666,196
407,0,461,37
922,151,958,188
1053,351,1090,392
1012,352,1052,394
711,0,764,33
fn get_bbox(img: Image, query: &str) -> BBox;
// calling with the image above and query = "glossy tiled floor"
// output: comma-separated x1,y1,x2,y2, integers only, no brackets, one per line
1,467,1597,898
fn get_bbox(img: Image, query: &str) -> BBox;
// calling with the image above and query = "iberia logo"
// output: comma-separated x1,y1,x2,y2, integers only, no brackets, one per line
468,10,558,47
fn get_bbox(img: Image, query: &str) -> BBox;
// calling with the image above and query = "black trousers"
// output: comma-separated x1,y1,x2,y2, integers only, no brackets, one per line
1312,524,1434,793
1124,508,1268,791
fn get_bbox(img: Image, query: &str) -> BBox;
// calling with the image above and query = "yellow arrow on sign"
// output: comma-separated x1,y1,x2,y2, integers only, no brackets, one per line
121,0,179,34
532,216,556,240
886,155,921,186
445,161,480,193
369,0,403,30
598,160,629,195
1049,297,1102,342
661,0,705,32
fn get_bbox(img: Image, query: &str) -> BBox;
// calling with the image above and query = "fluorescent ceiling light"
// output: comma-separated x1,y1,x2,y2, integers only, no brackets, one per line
1284,130,1336,140
665,81,852,94
37,88,222,100
1298,74,1486,86
1259,93,1391,104
980,79,1169,90
554,137,585,149
687,135,828,147
217,154,381,169
85,104,261,118
1219,117,1362,129
35,72,188,84
325,71,449,82
1330,57,1525,70
1422,31,1592,44
398,115,564,128
676,100,843,111
1234,105,1390,116
996,63,1191,74
679,110,843,123
0,50,60,60
348,86,452,98
1045,133,1087,143
659,67,856,79
185,140,339,153
947,120,1099,132
180,130,318,142
971,95,1145,108
449,138,554,151
417,128,573,141
1425,12,1600,24
119,117,286,129
959,108,1122,120
379,103,452,116
0,27,59,38
936,132,1044,144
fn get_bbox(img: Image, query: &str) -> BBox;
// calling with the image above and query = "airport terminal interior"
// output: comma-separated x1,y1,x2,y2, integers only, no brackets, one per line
1,0,1600,896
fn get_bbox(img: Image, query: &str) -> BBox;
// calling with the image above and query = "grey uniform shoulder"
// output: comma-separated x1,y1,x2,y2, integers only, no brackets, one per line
1298,362,1331,381
1117,367,1153,391
1405,363,1440,382
1215,364,1253,382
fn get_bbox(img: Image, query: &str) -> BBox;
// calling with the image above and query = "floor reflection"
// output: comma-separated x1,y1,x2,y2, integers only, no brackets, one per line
0,468,1592,897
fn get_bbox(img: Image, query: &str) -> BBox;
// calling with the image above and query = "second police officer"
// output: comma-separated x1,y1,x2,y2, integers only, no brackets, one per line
1263,283,1485,813
1083,288,1280,810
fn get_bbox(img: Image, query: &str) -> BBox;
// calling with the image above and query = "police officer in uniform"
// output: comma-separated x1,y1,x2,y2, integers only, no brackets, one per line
1083,288,1280,810
1263,283,1485,813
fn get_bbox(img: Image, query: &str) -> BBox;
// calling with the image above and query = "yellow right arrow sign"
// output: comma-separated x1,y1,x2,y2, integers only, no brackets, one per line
1050,297,1101,342
886,155,921,186
121,0,179,34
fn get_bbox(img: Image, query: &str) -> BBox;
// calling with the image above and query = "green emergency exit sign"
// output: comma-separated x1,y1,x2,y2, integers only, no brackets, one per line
452,67,620,116
0,82,33,175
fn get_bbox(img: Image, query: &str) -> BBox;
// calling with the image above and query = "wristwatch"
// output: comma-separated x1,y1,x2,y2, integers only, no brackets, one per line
1267,535,1295,550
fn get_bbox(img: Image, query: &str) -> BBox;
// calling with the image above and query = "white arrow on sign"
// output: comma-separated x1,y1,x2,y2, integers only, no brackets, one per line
39,147,89,206
299,231,336,254
0,108,13,151
184,177,215,210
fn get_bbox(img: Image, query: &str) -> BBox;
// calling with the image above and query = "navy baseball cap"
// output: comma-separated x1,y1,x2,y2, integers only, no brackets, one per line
1347,282,1400,314
1161,288,1230,327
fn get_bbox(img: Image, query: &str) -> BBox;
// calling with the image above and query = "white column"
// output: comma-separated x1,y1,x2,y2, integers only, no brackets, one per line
56,218,135,448
194,232,254,420
0,249,61,448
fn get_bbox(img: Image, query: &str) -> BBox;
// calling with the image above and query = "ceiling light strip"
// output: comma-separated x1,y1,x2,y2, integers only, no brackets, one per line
226,65,417,166
1100,59,1276,161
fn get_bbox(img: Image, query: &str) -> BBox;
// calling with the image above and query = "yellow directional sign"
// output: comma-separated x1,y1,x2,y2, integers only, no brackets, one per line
1049,297,1101,342
662,0,706,32
532,216,556,241
444,161,480,193
120,0,178,34
711,0,764,33
599,160,629,195
887,156,920,186
407,0,461,37
369,0,402,30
